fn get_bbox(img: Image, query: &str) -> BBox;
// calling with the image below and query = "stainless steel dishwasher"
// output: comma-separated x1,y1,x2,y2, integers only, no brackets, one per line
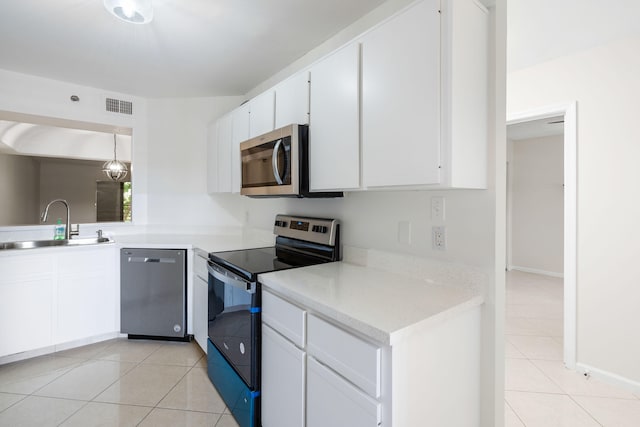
120,248,187,340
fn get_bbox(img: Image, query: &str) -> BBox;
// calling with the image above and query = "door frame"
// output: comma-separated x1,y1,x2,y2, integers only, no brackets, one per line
507,101,577,369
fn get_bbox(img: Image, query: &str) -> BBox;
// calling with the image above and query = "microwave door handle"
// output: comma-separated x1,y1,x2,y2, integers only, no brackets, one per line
272,139,284,185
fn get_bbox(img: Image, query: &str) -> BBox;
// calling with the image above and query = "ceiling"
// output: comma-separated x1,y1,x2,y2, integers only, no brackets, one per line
507,116,563,141
0,0,386,98
508,0,640,72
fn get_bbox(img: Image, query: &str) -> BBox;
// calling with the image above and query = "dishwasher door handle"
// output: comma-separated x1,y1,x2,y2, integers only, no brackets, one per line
127,257,177,264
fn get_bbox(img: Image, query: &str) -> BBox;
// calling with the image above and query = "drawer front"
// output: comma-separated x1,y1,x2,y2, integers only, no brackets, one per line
307,357,381,427
262,291,306,348
261,324,306,427
194,253,208,280
307,315,381,398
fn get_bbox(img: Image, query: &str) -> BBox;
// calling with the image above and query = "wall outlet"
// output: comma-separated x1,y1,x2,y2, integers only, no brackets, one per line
432,226,446,250
431,196,445,221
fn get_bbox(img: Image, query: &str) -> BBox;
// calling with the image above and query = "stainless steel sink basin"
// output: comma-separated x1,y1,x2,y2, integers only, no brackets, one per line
0,237,112,250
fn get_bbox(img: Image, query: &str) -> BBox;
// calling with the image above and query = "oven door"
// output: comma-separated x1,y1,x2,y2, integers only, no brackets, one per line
207,261,260,389
240,125,300,196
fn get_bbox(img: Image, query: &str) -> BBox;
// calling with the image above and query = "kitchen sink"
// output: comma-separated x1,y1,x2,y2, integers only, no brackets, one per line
0,237,112,250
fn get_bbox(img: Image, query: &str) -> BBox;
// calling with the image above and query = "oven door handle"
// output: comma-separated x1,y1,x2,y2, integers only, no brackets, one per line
207,261,256,294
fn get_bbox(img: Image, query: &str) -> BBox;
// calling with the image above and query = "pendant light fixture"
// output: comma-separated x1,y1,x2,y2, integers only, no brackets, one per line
104,0,153,24
103,134,129,181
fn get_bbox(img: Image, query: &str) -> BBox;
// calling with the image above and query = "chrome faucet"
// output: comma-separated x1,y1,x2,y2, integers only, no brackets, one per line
41,199,78,240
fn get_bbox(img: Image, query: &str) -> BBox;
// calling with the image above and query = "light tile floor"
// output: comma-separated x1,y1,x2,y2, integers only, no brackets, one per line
505,270,640,426
0,338,238,427
5,271,640,426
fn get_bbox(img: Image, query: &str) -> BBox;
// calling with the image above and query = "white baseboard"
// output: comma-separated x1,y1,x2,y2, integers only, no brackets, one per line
0,332,120,366
576,362,640,395
508,265,563,278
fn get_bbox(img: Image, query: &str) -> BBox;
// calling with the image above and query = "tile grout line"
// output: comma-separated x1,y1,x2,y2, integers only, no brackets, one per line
565,394,605,426
504,398,527,427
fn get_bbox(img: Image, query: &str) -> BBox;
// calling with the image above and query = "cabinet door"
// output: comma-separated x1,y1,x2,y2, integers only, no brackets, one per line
361,0,441,187
206,121,218,194
57,247,116,344
309,43,360,191
307,357,381,427
217,113,233,193
262,324,305,427
275,71,310,128
193,275,208,353
0,254,54,358
231,103,250,193
249,90,275,137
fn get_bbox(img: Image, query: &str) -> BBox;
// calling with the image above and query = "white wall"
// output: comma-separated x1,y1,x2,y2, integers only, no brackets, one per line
508,135,563,275
0,153,39,225
0,69,149,227
508,35,640,385
144,96,247,229
227,189,494,266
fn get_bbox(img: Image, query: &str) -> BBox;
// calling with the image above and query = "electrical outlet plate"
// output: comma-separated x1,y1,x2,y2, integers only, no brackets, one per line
431,196,445,221
432,226,446,250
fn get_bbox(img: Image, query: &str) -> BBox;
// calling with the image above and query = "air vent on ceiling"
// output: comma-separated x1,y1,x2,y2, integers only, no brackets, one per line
105,97,133,115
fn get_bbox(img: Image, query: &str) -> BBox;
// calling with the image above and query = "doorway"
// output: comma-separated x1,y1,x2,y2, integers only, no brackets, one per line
506,102,577,369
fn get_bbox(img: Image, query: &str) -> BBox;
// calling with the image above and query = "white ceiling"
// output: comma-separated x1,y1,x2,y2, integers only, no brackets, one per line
0,0,386,97
508,0,640,72
507,116,563,141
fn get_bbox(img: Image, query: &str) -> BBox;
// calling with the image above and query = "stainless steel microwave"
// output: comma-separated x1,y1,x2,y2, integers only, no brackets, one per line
240,124,342,198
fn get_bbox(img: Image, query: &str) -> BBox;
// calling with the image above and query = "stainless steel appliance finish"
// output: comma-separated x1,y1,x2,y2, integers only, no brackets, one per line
240,124,342,198
0,236,111,250
206,215,341,427
120,248,187,339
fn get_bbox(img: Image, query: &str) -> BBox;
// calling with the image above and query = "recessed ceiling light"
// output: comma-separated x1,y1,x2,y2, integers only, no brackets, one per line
104,0,153,24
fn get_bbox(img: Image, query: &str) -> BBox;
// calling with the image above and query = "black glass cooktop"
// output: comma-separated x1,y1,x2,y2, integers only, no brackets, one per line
209,246,325,281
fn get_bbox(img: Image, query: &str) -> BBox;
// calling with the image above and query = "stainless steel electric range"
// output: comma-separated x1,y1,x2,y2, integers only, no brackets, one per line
206,214,341,427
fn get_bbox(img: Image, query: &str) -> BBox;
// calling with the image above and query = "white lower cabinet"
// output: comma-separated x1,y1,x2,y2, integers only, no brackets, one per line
262,290,385,427
307,357,381,427
0,279,54,357
193,252,209,353
0,254,55,357
56,247,116,344
0,246,118,360
261,324,306,427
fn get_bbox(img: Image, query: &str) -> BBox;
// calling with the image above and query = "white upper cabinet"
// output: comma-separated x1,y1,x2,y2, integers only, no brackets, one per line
249,90,275,137
275,71,310,128
361,0,441,188
207,113,233,194
440,0,488,188
207,0,488,193
206,120,218,194
214,113,233,193
309,43,361,191
231,103,250,194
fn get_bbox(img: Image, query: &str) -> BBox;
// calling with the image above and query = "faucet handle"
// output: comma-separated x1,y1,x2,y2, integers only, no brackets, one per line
69,224,80,238
96,229,103,239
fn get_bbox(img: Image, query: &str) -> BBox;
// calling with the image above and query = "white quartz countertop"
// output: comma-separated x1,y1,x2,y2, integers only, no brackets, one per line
113,233,274,254
259,262,483,346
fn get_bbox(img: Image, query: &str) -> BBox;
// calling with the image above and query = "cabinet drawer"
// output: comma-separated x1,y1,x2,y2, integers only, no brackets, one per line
262,291,306,348
307,357,381,427
307,315,381,398
262,324,306,427
194,253,208,280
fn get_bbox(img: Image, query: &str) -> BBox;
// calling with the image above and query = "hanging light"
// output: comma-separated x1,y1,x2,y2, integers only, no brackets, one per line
104,0,153,24
103,134,129,181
